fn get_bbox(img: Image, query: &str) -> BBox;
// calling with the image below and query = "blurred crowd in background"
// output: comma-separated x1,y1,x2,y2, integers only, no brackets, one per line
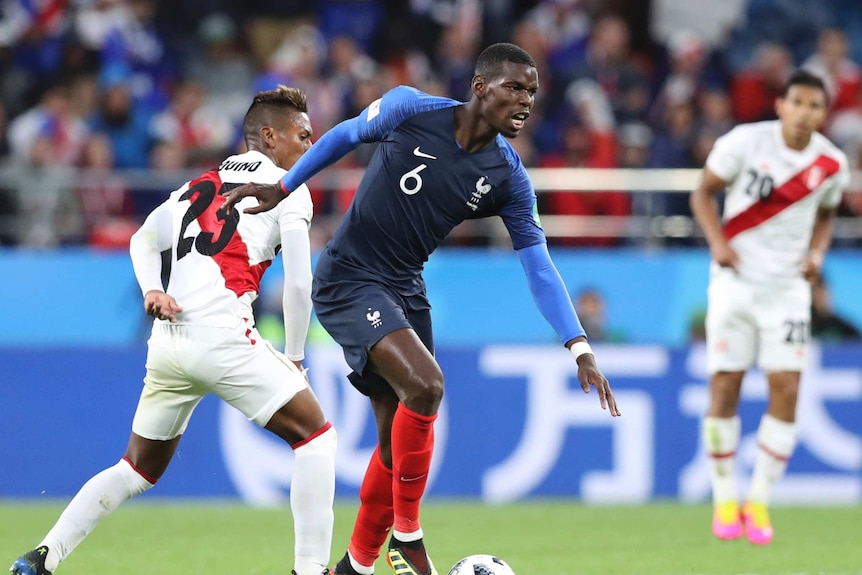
2,0,862,249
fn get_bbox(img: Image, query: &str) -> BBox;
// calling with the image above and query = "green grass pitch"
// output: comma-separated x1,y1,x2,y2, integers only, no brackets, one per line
1,501,860,575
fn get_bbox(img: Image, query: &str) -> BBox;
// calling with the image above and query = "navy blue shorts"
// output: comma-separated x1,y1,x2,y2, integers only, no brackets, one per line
312,277,434,397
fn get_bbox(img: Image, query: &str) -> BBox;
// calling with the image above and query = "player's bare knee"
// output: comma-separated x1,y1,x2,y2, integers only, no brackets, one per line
265,401,328,446
401,371,444,414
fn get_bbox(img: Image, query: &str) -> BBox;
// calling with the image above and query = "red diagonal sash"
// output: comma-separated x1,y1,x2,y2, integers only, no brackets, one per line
723,154,840,240
190,171,271,297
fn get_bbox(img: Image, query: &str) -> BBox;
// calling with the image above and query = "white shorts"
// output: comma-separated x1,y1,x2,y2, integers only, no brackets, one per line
706,270,811,374
132,321,307,441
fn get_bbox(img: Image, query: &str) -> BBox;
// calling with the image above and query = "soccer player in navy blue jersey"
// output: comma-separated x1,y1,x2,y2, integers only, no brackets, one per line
224,43,621,575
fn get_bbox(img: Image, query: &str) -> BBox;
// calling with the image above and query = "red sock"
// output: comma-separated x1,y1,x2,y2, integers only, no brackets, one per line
348,446,394,567
391,403,436,534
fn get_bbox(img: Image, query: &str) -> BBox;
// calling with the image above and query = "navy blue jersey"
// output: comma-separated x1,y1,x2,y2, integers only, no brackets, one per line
280,85,585,344
312,86,545,296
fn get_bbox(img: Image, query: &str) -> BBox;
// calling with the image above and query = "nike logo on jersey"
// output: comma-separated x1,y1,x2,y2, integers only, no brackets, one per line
413,146,437,160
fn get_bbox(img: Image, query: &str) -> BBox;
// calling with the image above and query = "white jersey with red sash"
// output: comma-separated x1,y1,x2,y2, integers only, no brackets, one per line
706,120,849,285
131,150,313,328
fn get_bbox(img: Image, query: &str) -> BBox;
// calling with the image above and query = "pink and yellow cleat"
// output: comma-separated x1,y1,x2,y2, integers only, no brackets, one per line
742,502,774,545
712,501,743,540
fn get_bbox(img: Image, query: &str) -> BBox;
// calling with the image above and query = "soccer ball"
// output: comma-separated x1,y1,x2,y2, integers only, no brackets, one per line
447,555,516,575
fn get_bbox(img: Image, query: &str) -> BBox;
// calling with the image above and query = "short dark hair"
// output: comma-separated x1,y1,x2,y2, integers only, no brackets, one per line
474,43,536,79
242,85,308,141
782,69,827,98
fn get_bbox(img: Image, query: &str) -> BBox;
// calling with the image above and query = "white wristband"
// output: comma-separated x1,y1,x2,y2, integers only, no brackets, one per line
569,341,593,360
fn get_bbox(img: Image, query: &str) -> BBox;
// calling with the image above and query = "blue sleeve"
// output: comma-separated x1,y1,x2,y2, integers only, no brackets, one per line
517,243,586,344
280,85,461,192
497,137,546,250
281,118,363,192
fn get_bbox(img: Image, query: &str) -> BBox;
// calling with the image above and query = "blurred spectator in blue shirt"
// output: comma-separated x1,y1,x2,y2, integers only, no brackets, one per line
98,0,177,111
568,13,650,126
88,63,152,168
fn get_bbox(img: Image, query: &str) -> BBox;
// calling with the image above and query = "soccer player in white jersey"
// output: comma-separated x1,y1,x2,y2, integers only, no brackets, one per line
690,70,850,545
9,86,337,575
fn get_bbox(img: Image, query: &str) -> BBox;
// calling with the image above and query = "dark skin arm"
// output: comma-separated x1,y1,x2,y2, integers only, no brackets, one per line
566,336,621,417
690,167,738,270
801,205,837,282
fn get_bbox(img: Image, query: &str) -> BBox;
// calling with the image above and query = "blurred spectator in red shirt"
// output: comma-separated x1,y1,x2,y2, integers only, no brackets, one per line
802,28,862,112
149,79,234,168
75,133,138,248
539,80,629,247
731,42,794,123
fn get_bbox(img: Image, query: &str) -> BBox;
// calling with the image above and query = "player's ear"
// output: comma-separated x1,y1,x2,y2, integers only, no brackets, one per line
260,125,275,148
472,75,487,98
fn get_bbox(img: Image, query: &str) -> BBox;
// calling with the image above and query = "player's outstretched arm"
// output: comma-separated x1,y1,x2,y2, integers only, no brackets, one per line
222,181,287,215
517,243,621,417
223,116,366,215
568,338,620,416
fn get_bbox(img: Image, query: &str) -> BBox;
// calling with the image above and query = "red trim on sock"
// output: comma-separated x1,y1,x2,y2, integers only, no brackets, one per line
349,446,395,567
122,456,158,485
708,450,736,459
757,442,790,462
290,421,333,449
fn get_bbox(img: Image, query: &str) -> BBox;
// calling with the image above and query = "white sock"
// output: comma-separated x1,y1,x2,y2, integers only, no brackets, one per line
348,551,375,575
748,414,797,504
702,416,741,505
392,527,423,543
291,426,337,575
39,458,154,572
